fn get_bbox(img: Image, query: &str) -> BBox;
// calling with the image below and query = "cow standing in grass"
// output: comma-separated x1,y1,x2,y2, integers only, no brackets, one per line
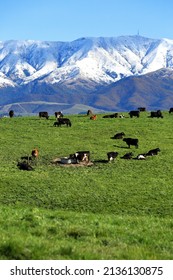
39,111,49,119
123,138,139,148
9,110,14,118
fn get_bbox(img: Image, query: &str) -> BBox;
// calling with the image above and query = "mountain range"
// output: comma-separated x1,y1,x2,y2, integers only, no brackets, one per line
1,35,173,115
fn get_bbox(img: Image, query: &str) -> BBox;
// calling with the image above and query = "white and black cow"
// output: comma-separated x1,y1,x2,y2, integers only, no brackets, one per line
107,152,118,161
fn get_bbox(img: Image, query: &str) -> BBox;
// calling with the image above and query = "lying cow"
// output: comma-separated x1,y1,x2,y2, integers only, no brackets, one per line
129,110,140,118
121,152,133,159
17,161,34,171
103,113,118,118
146,148,160,156
90,115,97,120
150,110,163,118
39,111,49,119
54,118,72,127
107,152,118,161
112,132,125,139
123,138,139,148
70,151,90,163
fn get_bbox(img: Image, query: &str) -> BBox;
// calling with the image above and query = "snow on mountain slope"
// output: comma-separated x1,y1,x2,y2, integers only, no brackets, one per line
1,35,173,89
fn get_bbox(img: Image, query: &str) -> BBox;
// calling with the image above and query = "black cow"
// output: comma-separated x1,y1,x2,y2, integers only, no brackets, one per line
87,110,93,116
103,113,118,118
129,110,140,118
55,111,63,118
123,138,139,148
146,148,160,156
54,118,72,127
169,108,173,114
17,161,34,171
39,111,49,119
121,152,133,159
9,110,14,118
70,151,90,163
112,132,125,139
138,107,146,112
150,110,163,118
107,152,118,161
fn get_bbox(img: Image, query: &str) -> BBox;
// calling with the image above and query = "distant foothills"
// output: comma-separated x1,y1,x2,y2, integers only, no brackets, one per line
1,35,173,115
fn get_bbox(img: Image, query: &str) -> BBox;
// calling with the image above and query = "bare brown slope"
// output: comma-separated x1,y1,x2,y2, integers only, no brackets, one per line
92,68,173,111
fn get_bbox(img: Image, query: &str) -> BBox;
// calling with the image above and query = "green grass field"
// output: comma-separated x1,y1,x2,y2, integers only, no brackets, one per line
0,111,173,259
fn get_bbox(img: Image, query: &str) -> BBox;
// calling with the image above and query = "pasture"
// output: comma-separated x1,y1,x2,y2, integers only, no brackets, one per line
0,111,173,259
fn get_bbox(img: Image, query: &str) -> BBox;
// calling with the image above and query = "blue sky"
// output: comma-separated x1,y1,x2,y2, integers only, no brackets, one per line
1,0,173,42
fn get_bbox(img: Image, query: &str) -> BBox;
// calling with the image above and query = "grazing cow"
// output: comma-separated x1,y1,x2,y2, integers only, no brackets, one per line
39,111,49,119
103,113,118,118
87,109,93,116
138,107,146,112
107,152,118,161
169,108,173,114
146,148,160,156
129,110,140,118
119,114,125,118
17,161,34,171
70,151,90,163
123,138,139,148
112,132,125,139
55,111,63,118
9,110,14,118
150,110,163,118
90,115,97,120
54,118,72,127
31,148,39,158
121,152,133,159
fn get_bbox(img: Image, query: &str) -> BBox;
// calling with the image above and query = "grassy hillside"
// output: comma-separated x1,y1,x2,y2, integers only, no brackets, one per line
0,111,173,259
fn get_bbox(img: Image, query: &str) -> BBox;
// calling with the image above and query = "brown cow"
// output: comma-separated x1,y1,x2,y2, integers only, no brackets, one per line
31,148,39,158
90,115,97,120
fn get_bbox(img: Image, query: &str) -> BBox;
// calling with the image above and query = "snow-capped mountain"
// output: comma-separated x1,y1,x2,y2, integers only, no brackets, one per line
1,35,173,114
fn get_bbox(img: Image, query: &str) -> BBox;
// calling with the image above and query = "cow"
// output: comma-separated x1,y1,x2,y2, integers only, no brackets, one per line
169,108,173,114
146,148,160,156
150,110,163,118
123,138,139,148
107,152,118,161
17,161,34,171
55,111,63,118
90,115,97,120
129,110,140,118
9,110,14,118
103,113,118,118
87,109,93,116
39,111,49,119
70,151,90,163
121,152,133,159
138,107,146,112
21,148,39,161
54,118,72,127
136,154,146,160
31,148,39,158
112,132,125,139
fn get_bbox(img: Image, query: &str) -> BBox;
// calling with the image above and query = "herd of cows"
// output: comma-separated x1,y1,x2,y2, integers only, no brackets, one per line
8,106,171,170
